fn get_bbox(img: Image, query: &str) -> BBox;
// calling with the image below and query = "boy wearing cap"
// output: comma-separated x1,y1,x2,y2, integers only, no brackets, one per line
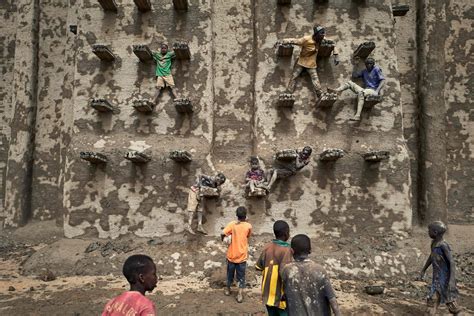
276,25,339,100
329,57,385,121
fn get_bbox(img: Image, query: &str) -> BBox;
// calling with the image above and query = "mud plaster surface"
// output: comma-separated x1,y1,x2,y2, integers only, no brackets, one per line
0,0,472,237
60,0,412,238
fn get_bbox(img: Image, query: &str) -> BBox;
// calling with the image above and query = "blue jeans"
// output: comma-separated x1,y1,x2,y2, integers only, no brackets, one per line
227,260,246,288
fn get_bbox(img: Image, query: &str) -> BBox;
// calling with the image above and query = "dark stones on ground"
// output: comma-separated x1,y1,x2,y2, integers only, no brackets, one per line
0,236,30,260
454,251,474,285
39,269,56,282
84,239,136,257
8,286,15,291
148,238,164,246
365,285,385,295
85,241,101,253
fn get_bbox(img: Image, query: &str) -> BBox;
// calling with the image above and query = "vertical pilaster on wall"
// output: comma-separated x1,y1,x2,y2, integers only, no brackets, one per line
58,0,80,226
211,0,254,170
417,0,448,224
0,1,18,220
3,0,40,226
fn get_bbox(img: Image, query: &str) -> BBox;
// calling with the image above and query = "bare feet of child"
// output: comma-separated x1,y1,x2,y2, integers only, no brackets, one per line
185,224,195,235
197,224,207,235
236,289,243,303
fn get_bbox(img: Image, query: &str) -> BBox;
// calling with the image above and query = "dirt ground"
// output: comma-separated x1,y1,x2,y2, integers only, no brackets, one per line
0,221,473,316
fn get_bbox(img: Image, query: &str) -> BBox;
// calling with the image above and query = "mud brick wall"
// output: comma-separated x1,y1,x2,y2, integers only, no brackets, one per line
2,0,41,226
0,1,17,220
394,0,418,224
30,0,69,221
1,0,472,236
251,0,413,236
63,0,215,238
444,1,473,223
63,0,413,238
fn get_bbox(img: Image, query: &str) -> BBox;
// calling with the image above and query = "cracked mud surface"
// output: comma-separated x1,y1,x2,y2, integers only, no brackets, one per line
0,221,473,315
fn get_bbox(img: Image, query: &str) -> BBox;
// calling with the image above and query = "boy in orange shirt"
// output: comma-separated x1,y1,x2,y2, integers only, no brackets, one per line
221,206,253,303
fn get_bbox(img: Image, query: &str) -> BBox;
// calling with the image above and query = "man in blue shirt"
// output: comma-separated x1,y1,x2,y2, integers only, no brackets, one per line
330,57,385,121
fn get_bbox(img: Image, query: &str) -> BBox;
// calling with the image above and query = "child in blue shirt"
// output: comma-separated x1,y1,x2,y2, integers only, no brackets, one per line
329,57,385,121
419,221,461,315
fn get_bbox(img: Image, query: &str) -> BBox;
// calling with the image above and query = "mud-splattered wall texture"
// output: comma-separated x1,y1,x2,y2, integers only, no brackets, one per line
444,1,473,223
0,0,472,238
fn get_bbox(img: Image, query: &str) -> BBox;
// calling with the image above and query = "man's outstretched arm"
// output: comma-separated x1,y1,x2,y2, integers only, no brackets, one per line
275,37,305,47
375,79,385,95
329,298,342,316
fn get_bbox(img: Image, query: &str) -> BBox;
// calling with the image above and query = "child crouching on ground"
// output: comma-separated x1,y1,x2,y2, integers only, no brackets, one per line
102,254,158,316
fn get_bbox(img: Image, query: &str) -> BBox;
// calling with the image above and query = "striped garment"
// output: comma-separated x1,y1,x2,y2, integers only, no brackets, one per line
256,239,293,310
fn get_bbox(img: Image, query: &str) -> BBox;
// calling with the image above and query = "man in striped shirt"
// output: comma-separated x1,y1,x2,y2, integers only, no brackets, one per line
256,220,293,316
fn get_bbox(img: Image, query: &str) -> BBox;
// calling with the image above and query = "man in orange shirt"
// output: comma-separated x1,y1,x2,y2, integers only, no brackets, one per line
221,206,253,303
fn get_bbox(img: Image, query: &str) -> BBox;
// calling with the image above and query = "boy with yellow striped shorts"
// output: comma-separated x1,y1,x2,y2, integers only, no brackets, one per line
256,220,293,315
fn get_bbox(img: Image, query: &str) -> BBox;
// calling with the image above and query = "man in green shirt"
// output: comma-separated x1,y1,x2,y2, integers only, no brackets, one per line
152,43,176,104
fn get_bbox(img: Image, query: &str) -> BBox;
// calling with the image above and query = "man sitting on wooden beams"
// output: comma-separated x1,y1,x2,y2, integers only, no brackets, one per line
329,57,385,121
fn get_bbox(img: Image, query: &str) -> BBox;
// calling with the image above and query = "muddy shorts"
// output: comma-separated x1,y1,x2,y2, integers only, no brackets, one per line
186,188,201,213
156,75,175,88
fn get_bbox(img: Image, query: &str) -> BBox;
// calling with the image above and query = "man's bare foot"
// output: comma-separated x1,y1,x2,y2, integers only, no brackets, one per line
185,224,195,235
197,224,207,235
224,287,231,296
350,115,361,121
236,289,243,303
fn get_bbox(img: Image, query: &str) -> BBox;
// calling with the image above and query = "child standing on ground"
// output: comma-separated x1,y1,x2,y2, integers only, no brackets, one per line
281,234,341,316
419,221,461,315
221,206,253,303
256,220,293,316
102,255,158,316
